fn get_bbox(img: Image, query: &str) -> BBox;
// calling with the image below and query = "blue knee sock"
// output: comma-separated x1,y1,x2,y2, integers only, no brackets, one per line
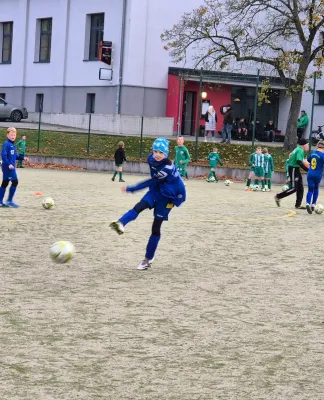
145,235,161,260
306,190,313,205
8,185,17,202
119,209,138,226
313,188,319,205
0,187,6,203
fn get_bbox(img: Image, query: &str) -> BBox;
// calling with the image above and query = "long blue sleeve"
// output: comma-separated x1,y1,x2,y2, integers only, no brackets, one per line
1,142,11,167
126,178,157,193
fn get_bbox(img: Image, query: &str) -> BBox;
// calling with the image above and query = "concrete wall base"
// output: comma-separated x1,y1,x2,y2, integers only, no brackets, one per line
27,154,294,185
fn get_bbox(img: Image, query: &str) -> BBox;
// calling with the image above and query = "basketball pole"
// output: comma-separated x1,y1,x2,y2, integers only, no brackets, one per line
251,69,260,153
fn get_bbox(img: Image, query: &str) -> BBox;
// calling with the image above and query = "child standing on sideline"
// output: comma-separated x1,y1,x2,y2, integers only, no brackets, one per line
110,138,186,270
16,135,26,168
206,148,223,182
0,127,28,207
262,147,274,191
305,140,324,214
175,136,191,179
112,141,126,182
246,148,256,190
252,146,265,191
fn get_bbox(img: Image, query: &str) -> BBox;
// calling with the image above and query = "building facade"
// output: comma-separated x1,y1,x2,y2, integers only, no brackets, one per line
0,0,322,135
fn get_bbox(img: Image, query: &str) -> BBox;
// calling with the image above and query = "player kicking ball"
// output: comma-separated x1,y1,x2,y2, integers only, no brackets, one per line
109,138,186,270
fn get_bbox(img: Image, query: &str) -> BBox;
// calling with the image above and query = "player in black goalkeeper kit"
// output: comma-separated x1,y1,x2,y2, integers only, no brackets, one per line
112,141,127,182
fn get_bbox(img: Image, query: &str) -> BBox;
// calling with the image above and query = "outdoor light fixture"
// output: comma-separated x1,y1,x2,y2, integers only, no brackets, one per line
201,91,207,99
234,98,241,102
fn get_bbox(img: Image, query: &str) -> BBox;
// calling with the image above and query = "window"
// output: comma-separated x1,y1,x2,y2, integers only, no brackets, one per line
39,18,52,62
0,93,6,100
35,93,44,112
1,22,13,63
86,93,96,113
89,13,104,60
318,90,324,105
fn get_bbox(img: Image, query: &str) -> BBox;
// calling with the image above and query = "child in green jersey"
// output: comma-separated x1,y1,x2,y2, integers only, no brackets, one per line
16,135,26,168
206,148,223,182
262,147,274,191
246,148,257,190
175,136,191,180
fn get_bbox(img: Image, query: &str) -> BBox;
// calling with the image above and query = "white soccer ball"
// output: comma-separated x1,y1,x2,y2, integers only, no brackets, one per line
314,204,324,214
224,180,231,186
282,185,289,191
209,176,216,182
50,241,75,264
253,184,260,191
42,197,55,209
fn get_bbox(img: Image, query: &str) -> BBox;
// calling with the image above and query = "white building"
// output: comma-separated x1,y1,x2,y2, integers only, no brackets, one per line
0,0,322,135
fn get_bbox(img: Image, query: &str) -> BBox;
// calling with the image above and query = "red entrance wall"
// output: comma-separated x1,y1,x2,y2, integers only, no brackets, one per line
166,74,232,133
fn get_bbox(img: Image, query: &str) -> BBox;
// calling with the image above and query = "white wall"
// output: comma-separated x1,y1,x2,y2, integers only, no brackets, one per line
278,93,291,133
122,0,204,89
64,0,123,87
0,0,28,87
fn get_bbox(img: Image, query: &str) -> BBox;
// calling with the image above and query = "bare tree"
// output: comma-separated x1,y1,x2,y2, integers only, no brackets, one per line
161,0,324,150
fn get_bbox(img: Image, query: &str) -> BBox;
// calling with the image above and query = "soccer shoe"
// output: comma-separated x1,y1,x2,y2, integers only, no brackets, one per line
295,205,306,210
0,202,9,207
312,205,316,211
136,258,154,270
109,220,125,235
306,204,313,214
266,188,271,192
111,177,115,181
6,201,19,208
119,179,125,182
274,195,280,207
204,137,207,142
261,188,266,192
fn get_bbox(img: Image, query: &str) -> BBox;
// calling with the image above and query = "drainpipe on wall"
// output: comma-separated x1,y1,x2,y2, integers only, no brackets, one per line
115,0,127,114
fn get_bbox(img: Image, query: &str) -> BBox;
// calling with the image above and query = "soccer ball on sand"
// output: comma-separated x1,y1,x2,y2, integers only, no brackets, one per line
50,241,75,264
42,197,55,209
314,204,324,214
253,184,260,191
224,180,231,186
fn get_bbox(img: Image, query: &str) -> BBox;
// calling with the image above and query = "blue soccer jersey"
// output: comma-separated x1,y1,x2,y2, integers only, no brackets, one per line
1,139,24,180
126,153,186,207
307,150,324,178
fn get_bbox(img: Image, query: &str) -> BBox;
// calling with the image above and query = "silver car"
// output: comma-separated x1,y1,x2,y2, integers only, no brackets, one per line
0,97,28,122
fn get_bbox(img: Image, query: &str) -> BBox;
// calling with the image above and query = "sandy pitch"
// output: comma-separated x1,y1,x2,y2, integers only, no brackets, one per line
1,169,323,400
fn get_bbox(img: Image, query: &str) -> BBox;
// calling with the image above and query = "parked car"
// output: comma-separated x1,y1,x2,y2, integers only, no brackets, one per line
0,97,28,122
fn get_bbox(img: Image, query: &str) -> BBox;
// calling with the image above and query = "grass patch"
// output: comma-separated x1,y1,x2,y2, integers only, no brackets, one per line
0,128,290,171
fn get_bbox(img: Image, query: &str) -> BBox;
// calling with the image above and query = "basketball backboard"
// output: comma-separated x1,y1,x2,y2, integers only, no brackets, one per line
99,68,113,81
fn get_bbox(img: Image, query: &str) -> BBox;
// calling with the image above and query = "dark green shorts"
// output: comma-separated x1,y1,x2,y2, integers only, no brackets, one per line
264,172,272,178
254,167,264,177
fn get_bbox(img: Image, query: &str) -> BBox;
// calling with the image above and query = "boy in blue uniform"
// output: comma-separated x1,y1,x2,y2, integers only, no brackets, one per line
110,138,186,270
0,127,28,207
305,140,324,214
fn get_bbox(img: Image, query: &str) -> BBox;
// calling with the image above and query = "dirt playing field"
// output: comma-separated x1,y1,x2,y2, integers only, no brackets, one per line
1,168,324,400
